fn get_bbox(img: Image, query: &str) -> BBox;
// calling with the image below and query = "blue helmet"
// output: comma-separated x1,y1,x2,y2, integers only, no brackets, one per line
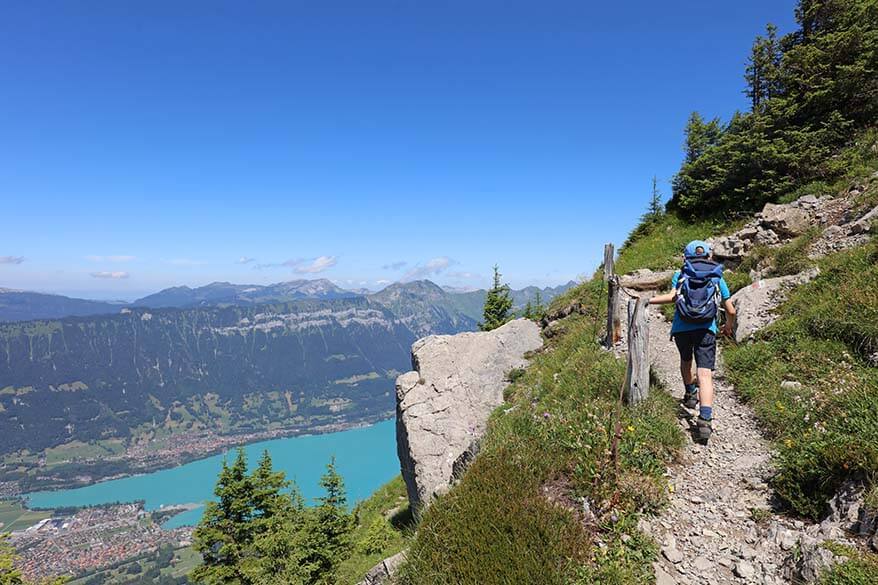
684,240,711,259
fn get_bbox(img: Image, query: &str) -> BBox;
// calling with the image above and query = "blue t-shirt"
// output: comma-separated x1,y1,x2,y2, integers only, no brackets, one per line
670,270,731,335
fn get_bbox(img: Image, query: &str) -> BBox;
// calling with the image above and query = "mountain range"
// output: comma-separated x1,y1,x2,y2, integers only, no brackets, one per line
0,277,572,487
0,279,575,323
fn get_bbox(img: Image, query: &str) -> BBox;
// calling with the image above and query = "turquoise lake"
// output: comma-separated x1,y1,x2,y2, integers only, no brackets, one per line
25,419,398,528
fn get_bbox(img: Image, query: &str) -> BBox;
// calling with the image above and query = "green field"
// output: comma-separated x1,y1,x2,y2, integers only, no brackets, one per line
0,500,52,532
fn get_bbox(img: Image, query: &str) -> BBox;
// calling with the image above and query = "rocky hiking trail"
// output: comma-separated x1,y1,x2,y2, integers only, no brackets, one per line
643,306,798,584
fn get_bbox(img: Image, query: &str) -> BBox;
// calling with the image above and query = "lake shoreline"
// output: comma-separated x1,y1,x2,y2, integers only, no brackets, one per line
15,410,395,497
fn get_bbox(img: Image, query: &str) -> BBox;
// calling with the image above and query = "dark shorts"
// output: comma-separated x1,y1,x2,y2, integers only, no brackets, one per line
673,329,717,370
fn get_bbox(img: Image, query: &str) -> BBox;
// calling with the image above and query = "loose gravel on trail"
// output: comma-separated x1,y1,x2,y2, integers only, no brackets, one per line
643,305,806,585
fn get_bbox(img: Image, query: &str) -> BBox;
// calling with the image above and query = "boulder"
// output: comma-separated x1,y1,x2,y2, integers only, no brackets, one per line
782,537,840,583
754,227,781,246
357,550,407,585
849,204,878,235
730,269,819,342
711,234,751,264
759,202,813,237
620,269,676,291
396,319,543,509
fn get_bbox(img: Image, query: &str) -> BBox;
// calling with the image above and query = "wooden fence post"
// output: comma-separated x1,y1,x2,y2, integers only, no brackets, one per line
603,243,615,282
626,297,649,404
603,244,621,348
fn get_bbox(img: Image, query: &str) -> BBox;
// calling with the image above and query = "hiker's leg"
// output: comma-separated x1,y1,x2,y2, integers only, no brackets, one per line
693,331,717,421
696,368,714,407
680,359,695,386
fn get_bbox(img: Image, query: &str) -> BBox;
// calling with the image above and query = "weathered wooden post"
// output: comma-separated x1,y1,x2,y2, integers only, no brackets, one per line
603,243,615,282
603,243,621,347
626,297,649,404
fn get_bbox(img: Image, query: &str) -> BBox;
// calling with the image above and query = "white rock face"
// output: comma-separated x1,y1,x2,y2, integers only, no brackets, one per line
395,319,543,509
730,269,819,342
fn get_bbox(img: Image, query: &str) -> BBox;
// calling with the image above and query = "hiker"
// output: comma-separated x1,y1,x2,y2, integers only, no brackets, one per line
648,240,736,443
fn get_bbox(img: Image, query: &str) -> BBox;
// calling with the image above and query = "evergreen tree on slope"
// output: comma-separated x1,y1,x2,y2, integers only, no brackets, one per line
480,265,513,331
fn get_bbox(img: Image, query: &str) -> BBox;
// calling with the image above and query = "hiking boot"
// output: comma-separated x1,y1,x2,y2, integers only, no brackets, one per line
696,416,713,443
682,390,699,409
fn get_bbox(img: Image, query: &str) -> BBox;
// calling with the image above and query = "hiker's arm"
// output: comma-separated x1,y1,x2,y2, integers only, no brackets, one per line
721,298,737,336
648,290,676,305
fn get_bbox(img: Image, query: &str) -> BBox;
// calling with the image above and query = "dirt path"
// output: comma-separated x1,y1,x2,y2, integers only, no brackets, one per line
644,305,804,585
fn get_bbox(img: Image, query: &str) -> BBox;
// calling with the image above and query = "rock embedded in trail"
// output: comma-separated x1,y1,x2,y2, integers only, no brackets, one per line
395,318,543,510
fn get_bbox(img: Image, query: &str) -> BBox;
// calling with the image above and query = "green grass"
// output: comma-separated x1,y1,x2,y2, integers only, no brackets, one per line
0,499,52,532
335,475,412,584
737,228,821,278
397,279,683,584
819,543,878,585
615,213,734,275
725,240,878,519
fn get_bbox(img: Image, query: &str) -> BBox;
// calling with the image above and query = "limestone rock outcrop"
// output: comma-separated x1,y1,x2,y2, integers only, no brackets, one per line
730,269,819,342
395,319,543,509
620,269,675,291
709,187,877,268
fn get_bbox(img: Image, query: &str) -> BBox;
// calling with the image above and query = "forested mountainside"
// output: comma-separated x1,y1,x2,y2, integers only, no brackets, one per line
0,278,573,483
0,298,416,458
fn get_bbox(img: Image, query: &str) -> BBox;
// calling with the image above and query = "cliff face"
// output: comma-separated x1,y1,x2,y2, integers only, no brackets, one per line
394,319,543,510
0,298,417,454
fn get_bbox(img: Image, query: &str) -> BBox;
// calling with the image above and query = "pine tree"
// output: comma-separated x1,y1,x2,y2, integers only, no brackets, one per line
643,175,664,223
251,450,290,522
300,457,353,584
192,449,255,584
479,265,513,331
533,290,544,320
682,112,722,163
523,301,533,319
0,534,24,585
745,24,781,111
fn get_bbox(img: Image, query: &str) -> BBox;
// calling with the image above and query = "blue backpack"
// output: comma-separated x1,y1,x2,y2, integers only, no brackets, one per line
675,258,724,324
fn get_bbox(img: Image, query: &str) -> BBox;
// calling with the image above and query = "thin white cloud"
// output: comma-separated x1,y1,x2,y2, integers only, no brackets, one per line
166,258,206,266
376,279,392,286
90,271,130,279
402,256,455,281
86,255,136,262
0,256,25,265
448,271,478,280
237,256,255,264
382,261,407,271
285,255,337,274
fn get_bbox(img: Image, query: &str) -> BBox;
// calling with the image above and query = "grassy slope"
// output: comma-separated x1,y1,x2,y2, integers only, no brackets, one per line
383,204,877,582
337,476,411,584
396,268,683,583
725,241,878,519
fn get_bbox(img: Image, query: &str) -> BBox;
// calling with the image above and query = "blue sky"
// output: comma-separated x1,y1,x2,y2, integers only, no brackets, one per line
1,1,797,300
